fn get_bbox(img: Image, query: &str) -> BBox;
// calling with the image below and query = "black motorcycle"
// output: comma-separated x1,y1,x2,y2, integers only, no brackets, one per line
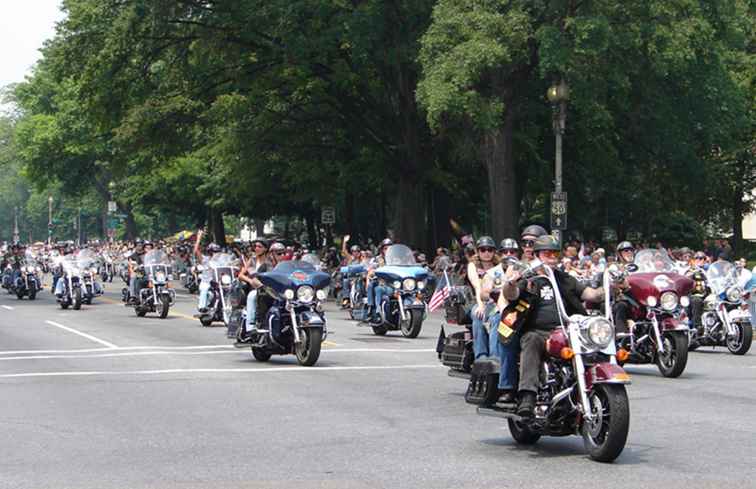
197,253,239,327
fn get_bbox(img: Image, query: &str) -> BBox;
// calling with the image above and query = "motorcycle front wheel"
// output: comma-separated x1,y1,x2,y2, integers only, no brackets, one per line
655,332,688,378
726,321,753,355
295,328,323,366
28,288,36,300
400,308,423,338
158,294,171,319
582,383,630,463
72,288,82,310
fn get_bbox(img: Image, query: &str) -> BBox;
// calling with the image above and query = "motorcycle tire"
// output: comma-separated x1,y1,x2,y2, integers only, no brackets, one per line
159,294,171,319
16,291,24,300
726,321,752,355
295,328,323,367
72,288,82,310
251,347,272,362
199,316,214,327
507,419,541,445
28,289,36,301
61,301,69,310
400,309,423,338
136,308,147,317
655,332,688,378
582,383,630,463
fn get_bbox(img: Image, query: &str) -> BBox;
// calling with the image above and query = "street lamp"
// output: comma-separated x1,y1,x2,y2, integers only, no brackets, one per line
547,79,569,244
48,196,53,245
13,206,19,244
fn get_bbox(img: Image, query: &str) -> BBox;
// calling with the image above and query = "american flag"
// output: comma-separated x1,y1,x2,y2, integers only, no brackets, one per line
428,270,451,312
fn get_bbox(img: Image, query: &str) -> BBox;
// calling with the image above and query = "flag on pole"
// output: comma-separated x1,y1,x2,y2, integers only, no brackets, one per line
428,270,451,312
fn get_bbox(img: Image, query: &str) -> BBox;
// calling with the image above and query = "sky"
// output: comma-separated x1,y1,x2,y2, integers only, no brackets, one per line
0,0,65,95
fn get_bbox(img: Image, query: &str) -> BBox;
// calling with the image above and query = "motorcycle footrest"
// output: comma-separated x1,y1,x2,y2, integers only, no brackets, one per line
447,369,470,380
476,406,520,421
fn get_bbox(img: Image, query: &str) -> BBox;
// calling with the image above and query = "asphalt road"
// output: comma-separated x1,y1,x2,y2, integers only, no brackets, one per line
0,279,755,489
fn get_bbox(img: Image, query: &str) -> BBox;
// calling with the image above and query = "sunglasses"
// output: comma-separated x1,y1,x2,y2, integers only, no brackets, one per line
500,250,518,255
275,251,286,256
521,240,535,248
478,247,495,253
694,256,706,260
538,250,560,258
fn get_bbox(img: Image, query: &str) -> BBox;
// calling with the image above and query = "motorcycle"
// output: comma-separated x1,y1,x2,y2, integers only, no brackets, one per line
437,270,475,379
76,249,102,305
131,249,176,318
248,254,330,366
181,262,200,294
197,253,239,327
473,260,631,463
356,244,429,338
690,260,753,355
99,253,115,282
1,264,14,293
55,256,84,310
616,249,693,377
12,254,42,300
339,263,368,316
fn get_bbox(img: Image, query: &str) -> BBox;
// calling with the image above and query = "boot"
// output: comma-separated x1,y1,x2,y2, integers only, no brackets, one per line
517,391,536,418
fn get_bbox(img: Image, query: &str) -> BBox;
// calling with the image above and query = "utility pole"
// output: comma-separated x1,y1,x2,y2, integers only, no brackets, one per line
48,196,53,244
547,79,570,246
13,207,19,244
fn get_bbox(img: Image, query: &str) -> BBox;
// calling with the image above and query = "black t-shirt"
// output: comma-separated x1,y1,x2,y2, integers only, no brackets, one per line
518,270,587,331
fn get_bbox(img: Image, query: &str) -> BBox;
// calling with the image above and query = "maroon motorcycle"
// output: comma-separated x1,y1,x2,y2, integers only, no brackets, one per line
616,249,694,378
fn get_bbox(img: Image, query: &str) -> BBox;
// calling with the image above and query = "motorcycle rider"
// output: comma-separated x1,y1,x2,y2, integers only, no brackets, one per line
502,235,607,417
193,229,222,313
611,241,635,334
235,241,284,344
51,242,72,294
127,240,153,305
235,238,269,341
469,236,499,359
519,225,548,263
365,238,393,323
340,235,362,306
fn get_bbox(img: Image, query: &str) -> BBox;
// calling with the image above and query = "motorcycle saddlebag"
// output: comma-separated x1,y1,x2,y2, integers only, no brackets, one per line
444,286,472,325
441,331,472,372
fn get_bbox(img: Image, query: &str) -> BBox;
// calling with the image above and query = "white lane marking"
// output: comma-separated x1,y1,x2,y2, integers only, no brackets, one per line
0,347,436,361
44,321,118,349
2,305,14,310
0,345,233,356
0,364,442,379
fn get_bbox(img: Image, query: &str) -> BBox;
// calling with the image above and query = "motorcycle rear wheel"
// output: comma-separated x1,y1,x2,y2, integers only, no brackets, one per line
726,321,752,355
507,419,541,445
582,383,630,463
655,332,688,378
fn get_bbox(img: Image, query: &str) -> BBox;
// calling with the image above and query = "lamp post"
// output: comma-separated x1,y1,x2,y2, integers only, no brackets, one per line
547,79,570,243
48,196,53,244
13,206,19,244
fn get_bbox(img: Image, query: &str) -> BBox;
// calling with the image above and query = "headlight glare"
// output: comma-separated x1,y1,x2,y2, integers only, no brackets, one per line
316,289,327,301
680,295,690,308
392,280,401,289
646,295,658,308
221,274,232,285
297,286,315,303
417,281,426,290
660,291,678,311
284,289,295,300
402,278,416,291
726,287,742,303
581,317,614,350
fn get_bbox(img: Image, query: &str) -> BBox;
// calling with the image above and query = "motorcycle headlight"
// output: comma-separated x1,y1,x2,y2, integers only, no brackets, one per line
20,267,27,273
221,274,232,286
402,278,416,291
416,281,426,290
646,295,658,308
196,265,205,272
316,289,327,301
703,294,717,310
297,285,315,303
392,280,401,289
581,316,614,350
660,291,678,311
284,289,295,300
726,286,742,303
90,267,97,274
155,271,166,282
36,267,41,273
680,295,690,308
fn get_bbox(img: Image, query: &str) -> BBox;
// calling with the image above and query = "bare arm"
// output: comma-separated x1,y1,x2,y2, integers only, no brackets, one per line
193,230,203,261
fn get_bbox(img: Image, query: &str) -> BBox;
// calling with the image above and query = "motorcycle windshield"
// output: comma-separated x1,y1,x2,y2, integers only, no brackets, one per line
75,250,97,270
384,244,416,266
144,250,170,267
299,253,321,270
632,249,676,273
209,253,238,269
62,256,79,273
707,261,751,294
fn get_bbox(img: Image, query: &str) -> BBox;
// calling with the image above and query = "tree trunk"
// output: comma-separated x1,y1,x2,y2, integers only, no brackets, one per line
345,191,354,236
124,208,138,240
306,213,318,248
733,190,744,256
254,218,266,238
210,208,226,244
483,106,519,239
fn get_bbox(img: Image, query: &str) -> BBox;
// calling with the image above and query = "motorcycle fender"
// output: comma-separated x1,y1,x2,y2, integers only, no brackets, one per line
661,317,688,332
586,363,632,386
298,311,325,328
728,309,750,322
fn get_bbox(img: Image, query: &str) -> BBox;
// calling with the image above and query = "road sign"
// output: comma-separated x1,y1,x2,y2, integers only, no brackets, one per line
551,229,562,246
107,201,117,213
626,231,642,242
321,206,335,225
550,192,567,230
602,227,618,242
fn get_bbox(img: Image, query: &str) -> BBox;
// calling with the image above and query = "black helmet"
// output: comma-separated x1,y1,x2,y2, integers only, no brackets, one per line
207,243,221,253
476,236,496,249
499,238,519,251
521,225,548,238
617,241,634,252
380,238,393,248
533,235,560,252
350,244,361,252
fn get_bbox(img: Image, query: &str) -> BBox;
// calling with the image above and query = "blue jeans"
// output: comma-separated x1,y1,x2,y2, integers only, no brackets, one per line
198,280,211,309
246,289,258,330
472,303,495,359
488,311,521,390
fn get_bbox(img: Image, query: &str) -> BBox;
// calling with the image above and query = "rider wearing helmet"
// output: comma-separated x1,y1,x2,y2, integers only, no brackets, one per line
502,235,607,417
616,241,635,264
612,241,636,335
193,229,223,313
498,238,520,261
126,239,150,305
365,238,394,323
469,236,500,359
520,225,548,262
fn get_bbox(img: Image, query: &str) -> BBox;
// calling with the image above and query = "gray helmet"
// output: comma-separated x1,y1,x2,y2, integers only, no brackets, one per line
617,241,634,252
207,243,221,253
499,238,519,251
476,236,496,249
269,242,285,253
521,225,548,238
350,244,361,252
380,238,393,247
533,235,561,252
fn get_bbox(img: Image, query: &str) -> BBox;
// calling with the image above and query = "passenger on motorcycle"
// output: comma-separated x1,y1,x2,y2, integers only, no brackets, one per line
340,235,362,306
193,230,222,313
612,241,635,334
469,236,499,359
236,238,270,341
519,225,548,263
365,238,393,324
502,235,606,417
